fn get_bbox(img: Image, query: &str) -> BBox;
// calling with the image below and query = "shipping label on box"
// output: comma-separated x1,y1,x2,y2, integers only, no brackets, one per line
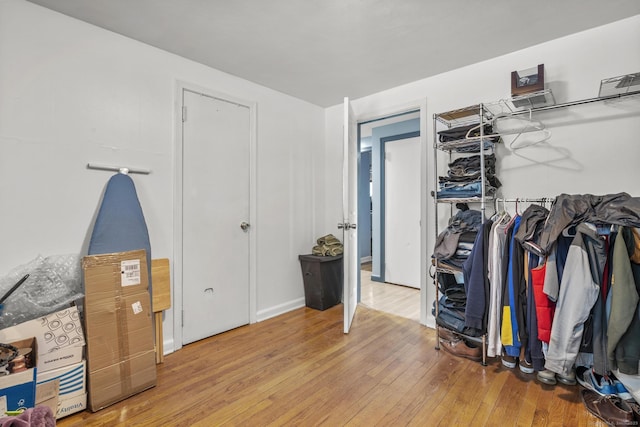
82,249,149,298
121,259,142,286
0,337,37,412
0,306,85,372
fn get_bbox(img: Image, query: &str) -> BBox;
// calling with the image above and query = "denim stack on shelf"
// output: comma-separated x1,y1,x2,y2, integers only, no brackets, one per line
432,272,466,333
436,123,501,199
432,208,484,337
438,153,501,199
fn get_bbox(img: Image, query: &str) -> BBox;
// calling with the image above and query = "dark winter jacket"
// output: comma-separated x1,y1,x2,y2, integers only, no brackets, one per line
608,227,640,374
462,219,493,332
536,193,640,255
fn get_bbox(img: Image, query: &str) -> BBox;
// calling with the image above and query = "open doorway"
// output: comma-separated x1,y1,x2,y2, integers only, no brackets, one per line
358,111,421,322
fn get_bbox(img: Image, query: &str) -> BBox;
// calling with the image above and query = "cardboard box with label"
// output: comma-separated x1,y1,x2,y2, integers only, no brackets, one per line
36,359,87,419
0,306,85,373
0,337,37,413
82,250,156,412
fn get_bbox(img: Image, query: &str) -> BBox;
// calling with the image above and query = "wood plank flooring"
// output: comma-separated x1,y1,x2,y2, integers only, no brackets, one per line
56,305,605,427
360,270,420,322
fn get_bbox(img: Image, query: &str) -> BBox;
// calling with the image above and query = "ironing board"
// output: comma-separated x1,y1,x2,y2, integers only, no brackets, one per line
88,173,152,297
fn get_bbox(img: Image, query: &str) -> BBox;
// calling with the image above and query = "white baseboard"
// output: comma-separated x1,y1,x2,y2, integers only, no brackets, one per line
161,298,307,355
425,314,436,329
360,256,372,263
257,297,306,322
163,338,175,355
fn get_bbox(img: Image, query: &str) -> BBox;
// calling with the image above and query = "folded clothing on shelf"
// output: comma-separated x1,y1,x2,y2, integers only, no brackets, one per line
438,123,498,143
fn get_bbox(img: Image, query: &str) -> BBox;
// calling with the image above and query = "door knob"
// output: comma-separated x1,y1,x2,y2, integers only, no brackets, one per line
240,221,250,231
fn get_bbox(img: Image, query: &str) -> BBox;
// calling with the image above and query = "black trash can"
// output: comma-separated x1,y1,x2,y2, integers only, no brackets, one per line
298,254,343,310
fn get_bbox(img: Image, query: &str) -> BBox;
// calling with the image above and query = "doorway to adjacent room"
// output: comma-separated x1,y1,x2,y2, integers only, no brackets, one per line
357,111,421,322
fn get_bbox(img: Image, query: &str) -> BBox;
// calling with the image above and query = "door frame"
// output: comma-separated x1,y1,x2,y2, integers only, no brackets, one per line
173,80,258,351
352,98,429,326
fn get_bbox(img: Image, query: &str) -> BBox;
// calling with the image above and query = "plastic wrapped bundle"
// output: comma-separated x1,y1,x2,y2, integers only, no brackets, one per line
0,254,84,329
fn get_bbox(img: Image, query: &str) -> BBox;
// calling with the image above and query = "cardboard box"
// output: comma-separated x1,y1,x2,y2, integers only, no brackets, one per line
37,360,87,418
0,306,85,372
57,393,87,419
37,359,86,400
35,377,58,415
0,337,37,413
82,250,156,412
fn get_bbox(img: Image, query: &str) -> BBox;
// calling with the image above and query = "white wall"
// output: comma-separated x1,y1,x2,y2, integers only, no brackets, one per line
323,15,640,327
0,0,325,352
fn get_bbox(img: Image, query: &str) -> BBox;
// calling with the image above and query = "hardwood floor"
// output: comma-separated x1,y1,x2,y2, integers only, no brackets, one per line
56,305,602,426
360,269,420,322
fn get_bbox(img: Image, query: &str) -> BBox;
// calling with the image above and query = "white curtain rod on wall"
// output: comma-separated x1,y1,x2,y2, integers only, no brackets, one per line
86,162,151,175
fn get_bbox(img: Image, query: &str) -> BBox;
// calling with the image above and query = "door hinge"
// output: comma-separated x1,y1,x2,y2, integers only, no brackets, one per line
182,106,187,122
181,310,184,327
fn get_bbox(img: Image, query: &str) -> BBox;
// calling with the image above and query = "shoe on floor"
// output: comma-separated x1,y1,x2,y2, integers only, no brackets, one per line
610,375,633,401
626,400,640,421
438,328,460,343
580,389,635,426
536,369,557,385
557,369,577,386
501,355,517,369
576,366,616,396
518,358,534,374
440,338,482,362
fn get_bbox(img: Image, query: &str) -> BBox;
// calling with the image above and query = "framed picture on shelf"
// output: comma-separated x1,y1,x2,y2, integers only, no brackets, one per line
511,64,544,96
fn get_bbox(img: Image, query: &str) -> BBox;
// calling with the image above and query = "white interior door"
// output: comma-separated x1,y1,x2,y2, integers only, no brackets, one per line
343,97,358,333
181,89,251,344
384,136,420,288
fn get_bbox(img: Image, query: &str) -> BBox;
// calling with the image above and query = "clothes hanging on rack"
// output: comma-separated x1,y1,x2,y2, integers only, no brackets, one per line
536,193,640,256
501,215,525,359
526,252,545,372
608,227,640,375
462,219,493,334
468,195,640,395
486,211,511,358
545,223,606,377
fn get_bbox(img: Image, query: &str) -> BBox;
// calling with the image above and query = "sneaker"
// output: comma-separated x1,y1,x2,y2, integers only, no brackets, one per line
610,376,633,401
519,358,534,374
537,369,557,385
501,355,517,369
557,369,577,386
576,366,616,395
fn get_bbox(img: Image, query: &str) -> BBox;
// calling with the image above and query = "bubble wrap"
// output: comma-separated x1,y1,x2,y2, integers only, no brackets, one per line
0,254,84,329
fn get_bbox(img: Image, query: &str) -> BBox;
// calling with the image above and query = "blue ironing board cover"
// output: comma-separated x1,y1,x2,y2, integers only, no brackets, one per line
88,173,152,293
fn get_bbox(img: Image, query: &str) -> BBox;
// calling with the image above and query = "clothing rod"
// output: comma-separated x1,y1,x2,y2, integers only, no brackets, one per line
495,197,555,203
508,89,640,116
86,163,151,175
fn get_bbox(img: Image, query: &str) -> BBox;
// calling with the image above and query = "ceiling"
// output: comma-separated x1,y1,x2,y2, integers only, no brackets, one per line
26,0,640,107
